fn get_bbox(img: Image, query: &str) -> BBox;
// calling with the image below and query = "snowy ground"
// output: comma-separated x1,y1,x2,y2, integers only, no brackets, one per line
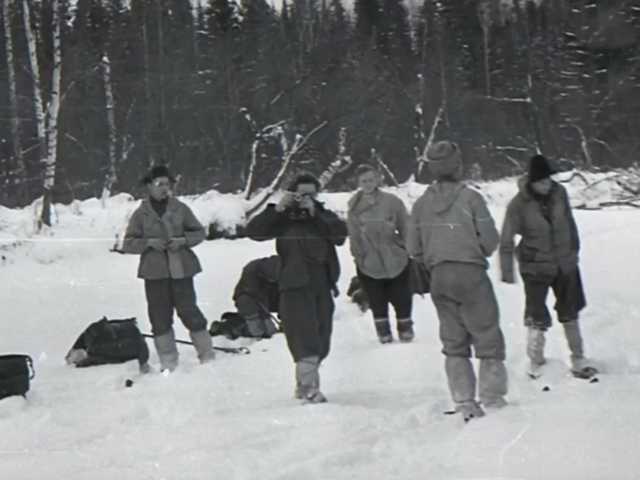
2,178,640,479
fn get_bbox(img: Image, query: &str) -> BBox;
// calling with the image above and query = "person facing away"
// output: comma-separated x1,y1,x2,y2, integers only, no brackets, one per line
246,172,347,404
347,164,414,343
408,140,508,422
122,165,214,372
499,154,597,379
232,255,281,338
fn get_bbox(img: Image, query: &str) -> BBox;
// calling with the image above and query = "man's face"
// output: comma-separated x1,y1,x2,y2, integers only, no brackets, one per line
148,177,171,201
530,177,552,196
358,170,379,194
294,183,318,204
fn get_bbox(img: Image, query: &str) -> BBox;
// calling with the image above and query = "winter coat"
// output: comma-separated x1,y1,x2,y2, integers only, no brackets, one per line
347,189,410,279
408,182,499,270
122,197,205,280
246,202,347,291
233,255,281,314
500,178,579,280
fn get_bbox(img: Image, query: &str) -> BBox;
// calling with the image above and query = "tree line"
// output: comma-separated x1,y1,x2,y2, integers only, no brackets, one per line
0,0,638,222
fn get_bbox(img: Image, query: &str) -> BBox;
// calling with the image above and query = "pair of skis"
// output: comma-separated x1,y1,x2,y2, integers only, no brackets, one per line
141,333,250,355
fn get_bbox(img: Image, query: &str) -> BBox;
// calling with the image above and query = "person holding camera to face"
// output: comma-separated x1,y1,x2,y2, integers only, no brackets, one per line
246,172,347,403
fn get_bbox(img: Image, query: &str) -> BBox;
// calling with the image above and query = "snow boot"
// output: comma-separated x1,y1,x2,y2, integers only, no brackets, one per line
397,318,415,343
153,329,179,372
189,329,215,363
295,356,327,403
526,326,546,376
562,320,598,377
374,317,393,344
478,358,508,409
445,356,484,421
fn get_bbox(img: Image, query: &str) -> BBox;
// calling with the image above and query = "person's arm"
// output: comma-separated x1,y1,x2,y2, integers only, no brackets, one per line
395,197,410,245
346,208,365,263
246,204,288,241
471,191,500,257
314,204,348,246
499,198,521,284
561,185,580,252
407,197,425,261
182,205,206,247
122,209,150,254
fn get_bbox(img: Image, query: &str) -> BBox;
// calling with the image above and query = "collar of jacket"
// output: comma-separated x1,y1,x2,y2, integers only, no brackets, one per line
141,196,180,217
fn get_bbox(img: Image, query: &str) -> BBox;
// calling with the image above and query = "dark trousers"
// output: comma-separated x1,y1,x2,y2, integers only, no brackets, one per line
522,267,586,329
144,277,208,335
430,262,505,360
357,265,413,319
279,264,334,362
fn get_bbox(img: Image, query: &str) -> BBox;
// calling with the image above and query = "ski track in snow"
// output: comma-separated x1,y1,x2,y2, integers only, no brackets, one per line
1,204,640,479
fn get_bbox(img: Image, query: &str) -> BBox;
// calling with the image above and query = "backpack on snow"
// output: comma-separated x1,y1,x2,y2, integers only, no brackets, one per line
0,354,35,400
66,317,149,368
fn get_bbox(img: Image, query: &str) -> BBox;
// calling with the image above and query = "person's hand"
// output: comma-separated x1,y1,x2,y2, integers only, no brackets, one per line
275,192,297,212
167,237,187,251
298,195,315,216
147,238,167,251
332,285,340,298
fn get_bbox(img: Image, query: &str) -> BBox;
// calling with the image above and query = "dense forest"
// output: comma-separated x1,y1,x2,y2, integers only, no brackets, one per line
0,0,638,217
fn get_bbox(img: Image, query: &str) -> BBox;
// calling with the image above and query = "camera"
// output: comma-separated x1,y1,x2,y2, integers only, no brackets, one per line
287,193,313,221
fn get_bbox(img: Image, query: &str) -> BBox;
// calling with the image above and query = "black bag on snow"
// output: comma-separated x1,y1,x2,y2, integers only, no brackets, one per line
66,317,149,368
0,354,34,400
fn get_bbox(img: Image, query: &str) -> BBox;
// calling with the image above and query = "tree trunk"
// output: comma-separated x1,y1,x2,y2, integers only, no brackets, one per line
3,0,24,184
22,0,49,225
101,54,118,207
41,0,62,227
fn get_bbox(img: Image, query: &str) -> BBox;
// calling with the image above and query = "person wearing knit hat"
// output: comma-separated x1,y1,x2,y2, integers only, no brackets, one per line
500,154,597,380
409,140,507,421
122,164,215,372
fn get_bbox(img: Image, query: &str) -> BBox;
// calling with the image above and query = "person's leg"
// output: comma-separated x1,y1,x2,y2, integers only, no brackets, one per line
173,278,214,363
145,279,179,371
522,274,553,369
431,264,482,420
388,265,414,342
357,270,392,343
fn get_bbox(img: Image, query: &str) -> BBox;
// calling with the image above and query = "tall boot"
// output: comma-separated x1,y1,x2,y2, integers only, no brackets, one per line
295,356,326,403
478,359,508,408
526,326,546,375
374,317,393,344
154,329,179,372
444,356,484,421
189,329,216,363
562,320,596,374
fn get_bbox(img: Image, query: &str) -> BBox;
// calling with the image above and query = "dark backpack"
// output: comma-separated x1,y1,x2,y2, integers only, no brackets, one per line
66,317,149,368
0,354,34,400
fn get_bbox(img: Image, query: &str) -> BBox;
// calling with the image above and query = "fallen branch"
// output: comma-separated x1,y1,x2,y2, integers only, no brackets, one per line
417,103,446,176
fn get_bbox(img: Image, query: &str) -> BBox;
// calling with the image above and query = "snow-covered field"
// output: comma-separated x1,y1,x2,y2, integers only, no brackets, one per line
1,175,640,480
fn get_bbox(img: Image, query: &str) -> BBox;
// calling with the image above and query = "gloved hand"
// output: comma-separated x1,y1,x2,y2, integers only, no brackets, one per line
167,237,187,251
147,238,167,251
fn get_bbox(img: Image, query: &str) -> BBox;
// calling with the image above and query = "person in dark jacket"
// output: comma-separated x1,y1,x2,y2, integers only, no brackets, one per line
347,164,414,343
232,255,280,338
409,141,507,421
122,165,214,372
246,172,347,403
500,154,597,378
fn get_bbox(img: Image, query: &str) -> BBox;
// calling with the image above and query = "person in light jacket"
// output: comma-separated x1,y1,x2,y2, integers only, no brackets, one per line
122,165,214,372
500,154,597,379
347,164,414,343
409,141,507,421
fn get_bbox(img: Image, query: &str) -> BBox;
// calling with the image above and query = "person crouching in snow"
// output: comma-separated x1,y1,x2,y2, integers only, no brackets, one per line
122,165,215,372
500,154,597,379
347,164,414,343
246,172,347,404
408,141,508,421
